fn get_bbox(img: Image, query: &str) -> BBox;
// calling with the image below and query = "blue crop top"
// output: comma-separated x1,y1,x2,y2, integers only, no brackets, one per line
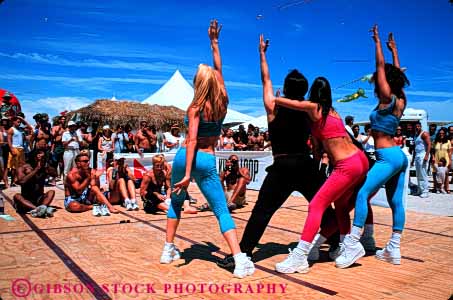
184,111,224,137
369,94,400,136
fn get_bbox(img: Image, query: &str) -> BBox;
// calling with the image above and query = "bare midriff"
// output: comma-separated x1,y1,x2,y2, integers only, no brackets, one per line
322,136,360,165
182,136,218,154
372,130,396,149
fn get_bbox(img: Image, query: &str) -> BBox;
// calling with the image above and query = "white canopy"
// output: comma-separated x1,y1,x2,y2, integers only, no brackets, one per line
142,70,253,124
231,114,268,130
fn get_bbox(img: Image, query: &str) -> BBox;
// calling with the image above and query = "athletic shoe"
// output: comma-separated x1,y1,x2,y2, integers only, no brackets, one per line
329,244,343,260
100,204,110,216
307,245,320,261
131,202,139,211
335,234,365,268
216,254,235,268
419,193,429,198
160,244,181,264
360,235,376,252
233,254,255,278
92,205,102,217
30,205,48,218
124,199,133,211
275,247,309,274
441,189,447,194
45,207,57,217
375,242,401,265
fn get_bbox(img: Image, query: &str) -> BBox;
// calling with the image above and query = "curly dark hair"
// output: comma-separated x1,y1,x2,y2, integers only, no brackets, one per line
283,69,308,101
373,63,410,100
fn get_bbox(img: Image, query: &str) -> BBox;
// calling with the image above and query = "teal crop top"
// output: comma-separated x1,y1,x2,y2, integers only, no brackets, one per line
369,94,400,136
184,111,224,137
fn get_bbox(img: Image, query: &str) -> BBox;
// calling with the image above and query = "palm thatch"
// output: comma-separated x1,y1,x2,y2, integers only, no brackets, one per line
66,99,185,130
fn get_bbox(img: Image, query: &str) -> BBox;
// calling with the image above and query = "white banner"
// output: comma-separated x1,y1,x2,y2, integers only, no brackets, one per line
96,151,273,190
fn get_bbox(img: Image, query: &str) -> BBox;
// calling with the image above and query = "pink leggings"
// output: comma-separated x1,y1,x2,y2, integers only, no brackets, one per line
301,150,369,243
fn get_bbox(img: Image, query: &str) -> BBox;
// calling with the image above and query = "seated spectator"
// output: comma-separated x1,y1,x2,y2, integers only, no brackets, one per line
64,153,119,215
12,150,57,217
140,154,197,214
106,157,139,210
218,154,250,211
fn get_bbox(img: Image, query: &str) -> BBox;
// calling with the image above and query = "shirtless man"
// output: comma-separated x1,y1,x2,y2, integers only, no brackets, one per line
134,121,157,156
13,150,57,217
31,113,52,150
51,115,67,179
247,127,264,151
64,153,119,215
220,154,250,210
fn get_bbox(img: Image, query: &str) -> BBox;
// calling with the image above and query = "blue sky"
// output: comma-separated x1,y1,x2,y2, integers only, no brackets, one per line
1,0,453,123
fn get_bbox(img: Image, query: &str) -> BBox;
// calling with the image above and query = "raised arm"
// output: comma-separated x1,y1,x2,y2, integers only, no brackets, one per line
372,25,392,103
386,33,400,69
259,34,276,117
209,20,223,76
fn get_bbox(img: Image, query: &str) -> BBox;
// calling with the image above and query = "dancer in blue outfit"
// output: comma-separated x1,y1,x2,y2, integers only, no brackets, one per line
160,20,255,279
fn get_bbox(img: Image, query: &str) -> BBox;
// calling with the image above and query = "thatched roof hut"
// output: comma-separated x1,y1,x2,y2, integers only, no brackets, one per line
66,99,185,130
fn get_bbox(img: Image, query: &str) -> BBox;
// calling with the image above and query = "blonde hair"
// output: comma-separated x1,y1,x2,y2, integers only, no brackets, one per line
190,64,228,120
152,155,164,164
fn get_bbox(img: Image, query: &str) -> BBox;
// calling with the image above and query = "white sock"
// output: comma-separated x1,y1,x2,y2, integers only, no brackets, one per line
350,226,362,240
313,234,327,247
233,252,248,263
363,224,374,237
340,234,345,242
164,242,174,249
297,240,311,253
389,232,401,248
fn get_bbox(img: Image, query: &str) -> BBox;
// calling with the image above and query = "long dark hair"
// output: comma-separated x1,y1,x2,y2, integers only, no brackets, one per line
373,63,410,100
435,127,449,144
308,77,333,118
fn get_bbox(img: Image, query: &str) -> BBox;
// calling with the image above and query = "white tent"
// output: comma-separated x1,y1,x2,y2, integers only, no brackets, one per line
142,70,254,124
232,114,268,130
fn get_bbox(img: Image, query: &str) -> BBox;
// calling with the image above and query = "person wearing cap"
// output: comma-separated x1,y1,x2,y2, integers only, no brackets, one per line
61,121,83,179
345,115,354,136
106,157,138,210
7,115,33,185
163,124,184,153
98,125,114,162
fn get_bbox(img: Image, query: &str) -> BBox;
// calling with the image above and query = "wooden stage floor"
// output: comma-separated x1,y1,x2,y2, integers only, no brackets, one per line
0,185,452,300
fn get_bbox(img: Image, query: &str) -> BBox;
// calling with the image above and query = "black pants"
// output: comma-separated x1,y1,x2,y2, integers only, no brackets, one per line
239,154,339,255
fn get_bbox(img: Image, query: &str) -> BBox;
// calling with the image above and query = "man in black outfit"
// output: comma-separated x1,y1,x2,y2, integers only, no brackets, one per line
217,35,339,267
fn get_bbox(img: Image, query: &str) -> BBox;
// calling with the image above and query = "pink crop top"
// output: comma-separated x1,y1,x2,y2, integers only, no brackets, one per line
310,114,348,141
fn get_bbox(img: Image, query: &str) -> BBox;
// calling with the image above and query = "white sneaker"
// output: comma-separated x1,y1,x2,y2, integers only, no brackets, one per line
124,199,133,211
275,247,309,274
441,189,447,194
329,244,343,260
233,255,255,278
131,202,139,211
375,243,401,265
335,234,365,268
419,193,429,198
100,204,110,216
360,235,376,252
92,205,102,217
160,244,181,264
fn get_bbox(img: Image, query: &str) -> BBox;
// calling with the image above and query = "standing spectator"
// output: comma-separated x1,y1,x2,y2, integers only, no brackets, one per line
76,122,92,150
163,124,184,153
428,123,438,174
360,124,376,168
449,126,453,184
393,126,406,148
7,116,33,185
123,123,136,153
51,115,67,180
1,117,10,188
345,115,354,136
233,125,248,151
432,128,451,193
247,127,264,151
62,121,83,179
351,124,363,141
112,125,128,154
220,128,236,151
263,131,271,151
134,121,156,156
405,123,415,155
412,122,431,198
435,158,449,194
98,125,115,163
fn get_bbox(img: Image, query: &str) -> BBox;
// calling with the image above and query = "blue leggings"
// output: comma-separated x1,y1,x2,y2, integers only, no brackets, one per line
353,146,408,231
167,148,236,234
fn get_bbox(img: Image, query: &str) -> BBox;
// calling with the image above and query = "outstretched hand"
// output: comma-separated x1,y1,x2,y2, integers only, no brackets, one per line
172,176,190,195
370,24,380,43
259,34,270,53
275,88,281,97
208,19,222,41
386,32,397,51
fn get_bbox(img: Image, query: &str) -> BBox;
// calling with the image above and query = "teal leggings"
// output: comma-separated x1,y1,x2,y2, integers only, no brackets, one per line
167,148,236,234
353,146,408,231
